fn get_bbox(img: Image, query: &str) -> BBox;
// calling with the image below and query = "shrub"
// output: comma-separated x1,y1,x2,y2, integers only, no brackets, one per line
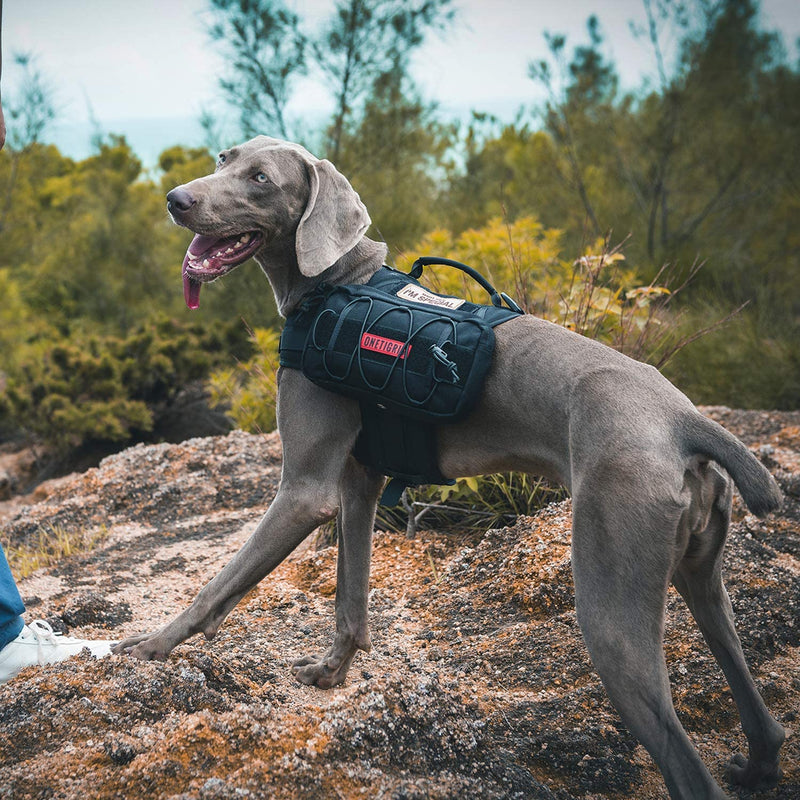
396,219,700,367
1,316,251,454
377,473,567,537
664,304,800,410
209,327,281,434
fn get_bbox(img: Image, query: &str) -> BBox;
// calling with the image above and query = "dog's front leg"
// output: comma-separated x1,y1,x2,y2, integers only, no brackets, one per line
113,481,341,660
114,370,360,662
292,456,383,688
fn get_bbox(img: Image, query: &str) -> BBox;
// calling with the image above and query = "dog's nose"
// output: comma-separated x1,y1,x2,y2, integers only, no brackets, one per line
167,187,196,213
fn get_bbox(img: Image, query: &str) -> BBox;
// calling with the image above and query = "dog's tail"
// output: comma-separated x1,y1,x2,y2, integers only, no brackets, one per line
683,412,782,517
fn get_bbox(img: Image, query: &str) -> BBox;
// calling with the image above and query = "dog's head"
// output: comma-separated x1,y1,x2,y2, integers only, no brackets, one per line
167,136,372,309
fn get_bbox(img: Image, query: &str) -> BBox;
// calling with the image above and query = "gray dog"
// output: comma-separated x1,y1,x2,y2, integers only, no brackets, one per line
115,136,785,800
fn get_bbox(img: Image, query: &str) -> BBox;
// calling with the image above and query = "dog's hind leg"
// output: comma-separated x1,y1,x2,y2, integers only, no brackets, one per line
672,464,784,792
571,489,728,800
292,456,383,688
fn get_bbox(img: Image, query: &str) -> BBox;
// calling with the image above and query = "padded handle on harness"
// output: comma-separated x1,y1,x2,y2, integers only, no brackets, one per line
409,257,523,313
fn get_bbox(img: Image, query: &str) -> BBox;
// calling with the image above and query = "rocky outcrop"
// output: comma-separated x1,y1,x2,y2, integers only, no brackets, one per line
0,409,798,799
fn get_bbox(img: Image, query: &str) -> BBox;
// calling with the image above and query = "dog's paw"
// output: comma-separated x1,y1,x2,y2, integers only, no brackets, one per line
726,752,782,791
112,633,170,661
291,653,350,689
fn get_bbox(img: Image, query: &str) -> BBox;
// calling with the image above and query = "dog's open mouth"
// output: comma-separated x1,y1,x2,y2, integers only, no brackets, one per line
182,231,263,309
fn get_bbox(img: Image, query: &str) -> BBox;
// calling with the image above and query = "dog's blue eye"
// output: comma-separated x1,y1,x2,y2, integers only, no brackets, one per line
255,172,268,183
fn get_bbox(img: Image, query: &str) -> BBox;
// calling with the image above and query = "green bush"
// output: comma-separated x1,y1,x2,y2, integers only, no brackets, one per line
377,473,567,537
664,304,800,410
1,317,252,453
396,220,691,367
209,327,281,434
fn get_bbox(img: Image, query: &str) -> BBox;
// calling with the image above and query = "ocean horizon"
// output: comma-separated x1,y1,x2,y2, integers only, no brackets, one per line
45,114,211,170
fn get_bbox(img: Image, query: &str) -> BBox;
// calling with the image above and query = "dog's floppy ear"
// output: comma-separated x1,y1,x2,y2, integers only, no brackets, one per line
295,159,371,277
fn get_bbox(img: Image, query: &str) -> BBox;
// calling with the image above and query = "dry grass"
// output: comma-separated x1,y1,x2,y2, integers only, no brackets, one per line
3,522,108,578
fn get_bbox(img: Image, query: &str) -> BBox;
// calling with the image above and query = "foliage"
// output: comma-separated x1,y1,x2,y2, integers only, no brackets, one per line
376,473,567,537
204,0,453,158
443,2,800,307
4,53,58,151
664,303,800,410
315,0,455,159
207,0,306,139
0,131,278,343
0,138,189,332
209,326,281,434
436,0,800,408
398,217,696,366
335,69,455,252
398,216,567,313
1,317,251,454
0,131,278,452
158,146,216,193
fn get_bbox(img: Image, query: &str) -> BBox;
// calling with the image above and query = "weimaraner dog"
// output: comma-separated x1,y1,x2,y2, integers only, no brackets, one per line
115,136,785,800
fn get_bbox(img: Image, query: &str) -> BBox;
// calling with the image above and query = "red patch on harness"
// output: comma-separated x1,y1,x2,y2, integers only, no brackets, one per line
360,332,411,359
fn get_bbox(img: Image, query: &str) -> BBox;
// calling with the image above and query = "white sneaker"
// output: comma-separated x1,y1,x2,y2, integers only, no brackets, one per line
0,619,114,684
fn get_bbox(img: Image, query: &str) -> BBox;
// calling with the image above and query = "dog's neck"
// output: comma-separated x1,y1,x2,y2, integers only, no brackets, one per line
256,236,388,317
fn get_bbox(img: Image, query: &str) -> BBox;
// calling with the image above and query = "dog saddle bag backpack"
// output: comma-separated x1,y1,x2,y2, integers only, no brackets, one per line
279,257,523,503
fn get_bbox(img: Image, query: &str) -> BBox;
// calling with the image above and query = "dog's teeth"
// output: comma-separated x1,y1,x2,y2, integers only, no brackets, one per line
234,241,243,249
202,259,210,268
226,248,234,254
240,233,251,243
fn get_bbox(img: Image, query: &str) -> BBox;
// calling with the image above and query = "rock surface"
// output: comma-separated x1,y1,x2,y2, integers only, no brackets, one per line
0,408,798,799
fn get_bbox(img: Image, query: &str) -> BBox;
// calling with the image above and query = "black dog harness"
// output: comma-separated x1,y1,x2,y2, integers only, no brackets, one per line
279,258,522,504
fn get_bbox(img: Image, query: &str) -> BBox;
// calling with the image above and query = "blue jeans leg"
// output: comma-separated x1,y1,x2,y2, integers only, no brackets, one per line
0,544,25,650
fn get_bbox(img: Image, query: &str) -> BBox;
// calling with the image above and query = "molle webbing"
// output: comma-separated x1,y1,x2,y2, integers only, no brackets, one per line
279,260,521,502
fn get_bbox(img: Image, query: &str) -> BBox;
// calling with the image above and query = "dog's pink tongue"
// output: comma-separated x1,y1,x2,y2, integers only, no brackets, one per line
182,234,218,309
183,267,201,309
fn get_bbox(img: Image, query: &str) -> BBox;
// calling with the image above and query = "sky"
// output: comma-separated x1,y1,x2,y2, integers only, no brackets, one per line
2,0,799,166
